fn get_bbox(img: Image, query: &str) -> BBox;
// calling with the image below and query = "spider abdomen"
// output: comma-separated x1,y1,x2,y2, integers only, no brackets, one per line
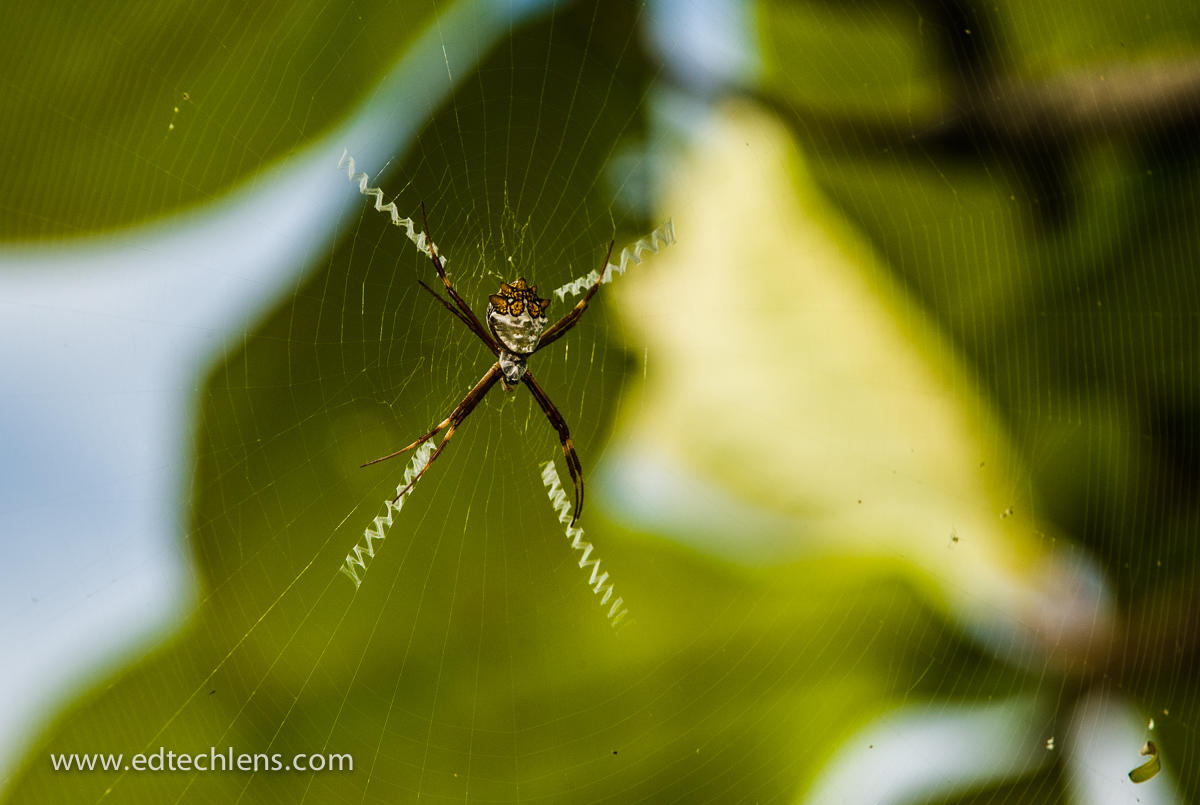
497,350,528,386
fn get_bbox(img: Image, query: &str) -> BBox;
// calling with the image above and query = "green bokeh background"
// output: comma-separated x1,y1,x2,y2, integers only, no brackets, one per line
5,0,1199,802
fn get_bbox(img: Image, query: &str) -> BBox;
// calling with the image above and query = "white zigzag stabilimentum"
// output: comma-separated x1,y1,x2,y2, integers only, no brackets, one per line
541,461,630,627
340,441,438,588
551,219,676,301
338,149,447,267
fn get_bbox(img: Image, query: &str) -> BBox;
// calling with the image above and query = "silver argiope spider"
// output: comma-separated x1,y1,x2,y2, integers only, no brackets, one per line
362,204,614,526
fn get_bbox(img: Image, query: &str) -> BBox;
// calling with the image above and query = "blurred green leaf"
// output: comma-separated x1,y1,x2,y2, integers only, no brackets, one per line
0,0,442,238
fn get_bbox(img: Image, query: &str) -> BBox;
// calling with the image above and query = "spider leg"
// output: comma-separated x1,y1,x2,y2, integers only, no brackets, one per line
388,422,458,503
362,363,503,500
416,280,498,355
534,238,616,353
522,370,585,526
420,203,499,353
360,417,451,467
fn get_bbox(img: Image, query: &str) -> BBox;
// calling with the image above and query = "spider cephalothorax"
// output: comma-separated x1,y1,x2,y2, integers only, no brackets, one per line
362,203,614,525
486,277,550,386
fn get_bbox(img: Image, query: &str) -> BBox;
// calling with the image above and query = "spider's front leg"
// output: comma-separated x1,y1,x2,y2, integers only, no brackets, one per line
533,239,615,353
420,203,498,353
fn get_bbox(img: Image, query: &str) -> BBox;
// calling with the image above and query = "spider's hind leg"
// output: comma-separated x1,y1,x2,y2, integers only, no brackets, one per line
560,437,585,526
522,369,586,526
390,422,459,503
362,362,504,502
360,418,451,468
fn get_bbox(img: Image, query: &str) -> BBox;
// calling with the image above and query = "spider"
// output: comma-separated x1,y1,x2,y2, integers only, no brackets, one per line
362,204,615,526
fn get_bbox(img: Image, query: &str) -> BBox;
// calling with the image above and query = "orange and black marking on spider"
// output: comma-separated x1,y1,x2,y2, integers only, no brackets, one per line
361,203,614,526
488,278,549,318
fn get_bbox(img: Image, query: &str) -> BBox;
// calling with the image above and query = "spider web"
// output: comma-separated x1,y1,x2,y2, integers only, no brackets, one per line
3,0,1200,804
334,147,673,625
